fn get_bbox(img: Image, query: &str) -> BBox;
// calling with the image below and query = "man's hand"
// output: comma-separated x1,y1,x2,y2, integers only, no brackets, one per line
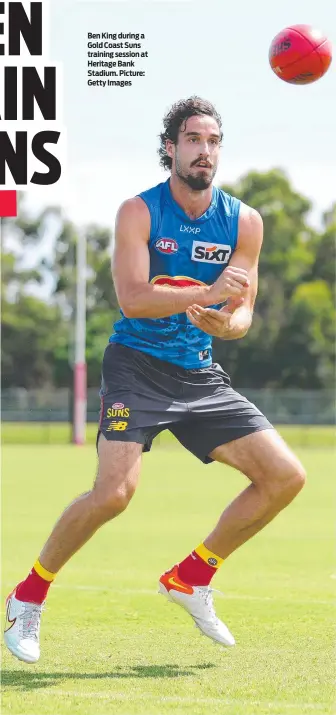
186,305,231,338
186,297,251,340
208,265,250,304
190,204,264,339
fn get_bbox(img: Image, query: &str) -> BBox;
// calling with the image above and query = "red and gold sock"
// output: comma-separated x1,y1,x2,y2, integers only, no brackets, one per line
15,560,56,605
177,543,224,587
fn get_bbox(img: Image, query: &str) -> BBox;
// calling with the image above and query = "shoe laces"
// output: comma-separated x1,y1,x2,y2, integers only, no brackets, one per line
20,603,44,641
196,586,223,624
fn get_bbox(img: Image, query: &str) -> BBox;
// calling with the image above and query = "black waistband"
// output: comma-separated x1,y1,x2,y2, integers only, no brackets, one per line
107,341,214,377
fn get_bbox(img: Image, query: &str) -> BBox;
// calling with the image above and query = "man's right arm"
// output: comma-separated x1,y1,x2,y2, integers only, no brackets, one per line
112,198,248,319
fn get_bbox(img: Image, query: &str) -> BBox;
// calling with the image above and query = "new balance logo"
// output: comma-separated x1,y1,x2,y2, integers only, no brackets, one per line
106,421,128,432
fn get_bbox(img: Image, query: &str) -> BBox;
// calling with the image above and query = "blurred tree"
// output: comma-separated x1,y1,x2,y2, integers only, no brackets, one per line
309,203,336,291
49,220,120,385
1,293,68,388
274,280,335,388
214,169,335,388
1,201,119,388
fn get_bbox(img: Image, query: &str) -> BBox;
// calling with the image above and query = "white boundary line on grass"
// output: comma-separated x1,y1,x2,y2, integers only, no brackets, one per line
1,583,333,606
50,584,333,605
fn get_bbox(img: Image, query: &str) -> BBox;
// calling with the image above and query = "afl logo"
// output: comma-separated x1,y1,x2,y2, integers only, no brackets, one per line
155,238,178,254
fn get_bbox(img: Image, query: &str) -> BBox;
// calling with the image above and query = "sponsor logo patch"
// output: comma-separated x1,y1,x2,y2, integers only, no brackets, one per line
106,421,128,432
112,402,124,409
191,241,232,264
199,349,210,361
180,225,201,234
208,557,218,566
154,238,178,254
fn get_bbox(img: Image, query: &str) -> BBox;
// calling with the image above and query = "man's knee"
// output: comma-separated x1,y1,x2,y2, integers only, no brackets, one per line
264,457,306,504
92,478,136,521
92,438,142,522
105,485,135,516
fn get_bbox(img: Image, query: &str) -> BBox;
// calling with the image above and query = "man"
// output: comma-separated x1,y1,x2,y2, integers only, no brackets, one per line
4,96,306,664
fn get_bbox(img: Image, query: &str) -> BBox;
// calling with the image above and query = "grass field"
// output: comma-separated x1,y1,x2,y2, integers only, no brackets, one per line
1,442,335,715
1,422,335,448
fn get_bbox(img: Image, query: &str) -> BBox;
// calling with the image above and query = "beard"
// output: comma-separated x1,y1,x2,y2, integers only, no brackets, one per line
175,155,217,190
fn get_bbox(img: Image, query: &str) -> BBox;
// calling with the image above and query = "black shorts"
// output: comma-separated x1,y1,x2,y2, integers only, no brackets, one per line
97,343,273,464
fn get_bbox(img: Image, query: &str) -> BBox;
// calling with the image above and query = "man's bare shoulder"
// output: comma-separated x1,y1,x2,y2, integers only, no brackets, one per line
237,202,263,250
238,202,263,231
116,196,150,223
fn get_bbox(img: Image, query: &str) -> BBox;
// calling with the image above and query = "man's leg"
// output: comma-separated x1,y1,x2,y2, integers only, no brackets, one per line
38,437,142,573
203,428,306,558
4,437,143,663
159,428,305,646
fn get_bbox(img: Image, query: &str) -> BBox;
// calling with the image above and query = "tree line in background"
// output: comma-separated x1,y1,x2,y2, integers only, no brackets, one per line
1,169,335,390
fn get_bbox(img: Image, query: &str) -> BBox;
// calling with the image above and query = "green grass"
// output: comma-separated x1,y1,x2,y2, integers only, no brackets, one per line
1,444,335,715
1,422,335,448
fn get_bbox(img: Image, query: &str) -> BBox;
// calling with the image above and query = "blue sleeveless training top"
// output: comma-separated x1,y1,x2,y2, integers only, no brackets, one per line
109,179,241,369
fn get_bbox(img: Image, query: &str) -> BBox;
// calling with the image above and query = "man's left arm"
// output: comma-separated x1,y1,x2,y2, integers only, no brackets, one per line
186,205,263,340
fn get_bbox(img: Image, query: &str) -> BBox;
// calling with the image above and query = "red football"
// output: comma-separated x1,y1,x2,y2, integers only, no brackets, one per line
269,25,332,84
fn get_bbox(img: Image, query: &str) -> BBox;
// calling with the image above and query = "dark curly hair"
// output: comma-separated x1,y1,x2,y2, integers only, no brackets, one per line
158,96,223,171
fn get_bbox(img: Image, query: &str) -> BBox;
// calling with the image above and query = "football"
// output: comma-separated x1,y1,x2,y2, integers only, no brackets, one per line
269,25,332,84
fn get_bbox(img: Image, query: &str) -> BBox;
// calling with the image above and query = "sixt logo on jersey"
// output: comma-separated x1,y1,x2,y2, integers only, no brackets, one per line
191,241,232,264
155,238,178,254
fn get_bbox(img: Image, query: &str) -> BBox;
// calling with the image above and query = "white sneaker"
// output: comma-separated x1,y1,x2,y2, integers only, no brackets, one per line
159,565,235,647
4,589,43,663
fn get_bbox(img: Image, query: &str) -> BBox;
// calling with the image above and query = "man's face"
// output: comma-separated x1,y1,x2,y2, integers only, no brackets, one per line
168,115,221,190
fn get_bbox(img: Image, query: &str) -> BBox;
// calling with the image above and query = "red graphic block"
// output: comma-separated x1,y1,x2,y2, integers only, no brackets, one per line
0,191,17,217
